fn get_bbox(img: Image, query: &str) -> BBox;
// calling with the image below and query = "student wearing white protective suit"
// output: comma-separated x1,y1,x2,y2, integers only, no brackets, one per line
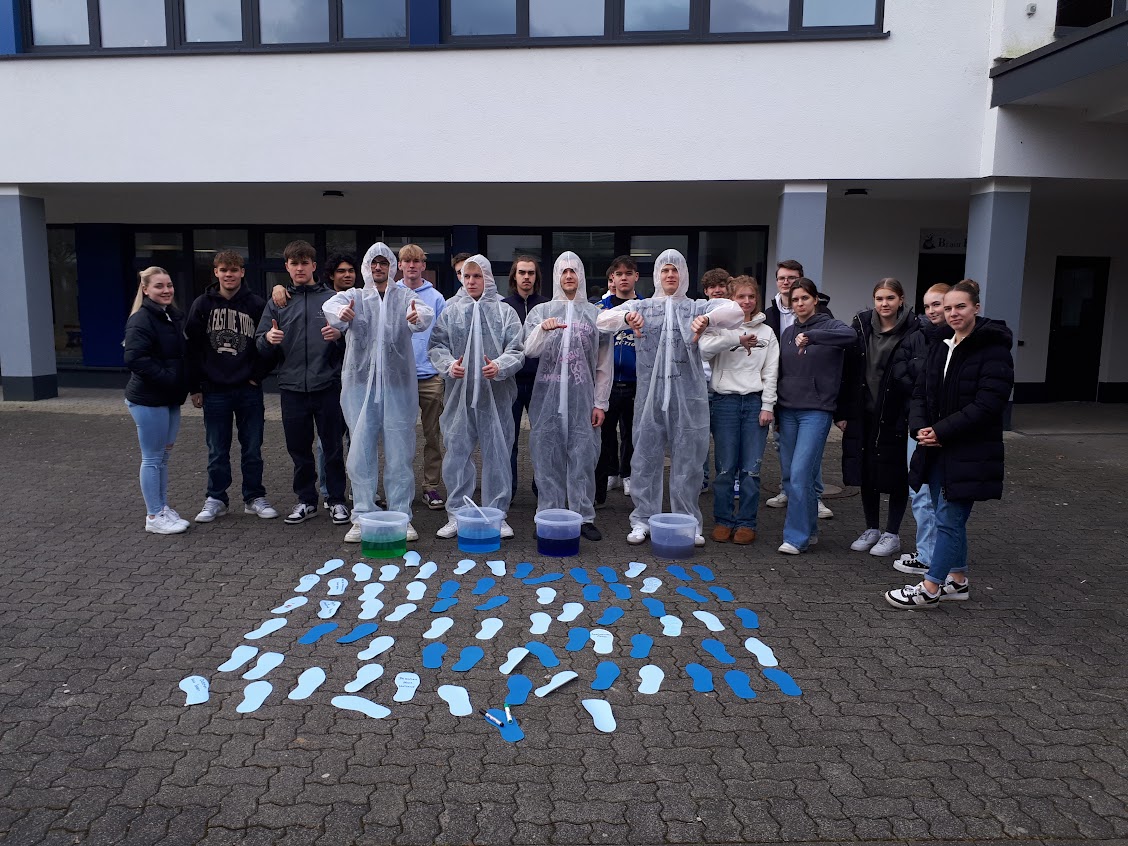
428,255,525,540
322,243,434,545
596,249,744,546
523,252,614,542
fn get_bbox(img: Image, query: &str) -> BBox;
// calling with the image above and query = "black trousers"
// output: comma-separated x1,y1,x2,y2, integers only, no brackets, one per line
280,385,347,507
595,381,636,502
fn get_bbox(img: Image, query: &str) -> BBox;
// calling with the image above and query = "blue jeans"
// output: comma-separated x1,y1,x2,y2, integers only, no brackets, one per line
907,438,937,566
126,401,181,516
777,428,824,499
203,385,266,505
924,460,974,585
777,408,833,548
711,392,768,529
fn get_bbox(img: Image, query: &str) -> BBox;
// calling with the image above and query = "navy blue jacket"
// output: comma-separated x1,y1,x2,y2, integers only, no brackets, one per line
777,312,856,413
503,291,550,382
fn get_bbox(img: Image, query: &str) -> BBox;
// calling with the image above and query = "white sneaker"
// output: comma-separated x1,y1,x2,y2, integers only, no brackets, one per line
146,511,188,535
161,506,190,530
406,524,419,542
850,529,881,552
817,500,834,519
694,534,706,548
194,497,227,523
244,497,279,519
344,524,362,543
436,519,458,539
500,520,514,539
626,526,648,545
766,492,788,508
607,475,621,491
777,541,800,555
893,552,929,576
622,478,631,497
869,532,902,557
329,503,351,525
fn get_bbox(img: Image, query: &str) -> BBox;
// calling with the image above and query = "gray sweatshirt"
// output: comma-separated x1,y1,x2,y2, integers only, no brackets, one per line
255,282,346,393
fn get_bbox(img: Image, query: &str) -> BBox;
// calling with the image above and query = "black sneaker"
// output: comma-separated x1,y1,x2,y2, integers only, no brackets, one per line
884,582,940,610
580,522,602,541
938,576,970,601
329,503,351,525
893,552,928,576
285,503,317,524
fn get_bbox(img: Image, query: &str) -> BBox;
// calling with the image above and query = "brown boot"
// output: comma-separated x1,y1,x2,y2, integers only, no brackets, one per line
711,525,733,543
733,528,757,545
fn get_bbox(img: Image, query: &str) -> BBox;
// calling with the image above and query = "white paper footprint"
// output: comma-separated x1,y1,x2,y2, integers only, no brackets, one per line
641,577,662,594
352,562,373,582
295,574,320,593
218,645,258,672
476,618,503,640
357,636,395,660
242,652,284,680
318,601,341,620
423,617,454,639
316,559,344,575
179,675,209,705
271,596,308,614
379,565,400,582
236,681,272,713
331,695,390,720
637,665,664,695
417,561,437,579
384,603,417,622
358,599,384,620
693,610,725,632
582,699,616,732
437,684,473,716
557,602,583,622
453,559,476,575
288,667,326,700
744,637,779,667
403,550,421,567
535,671,578,698
360,583,385,601
625,562,647,578
394,672,420,702
536,588,557,605
589,629,614,655
327,578,348,596
344,664,385,693
529,612,552,635
244,618,287,640
487,560,506,576
659,615,683,636
405,581,427,601
499,647,530,674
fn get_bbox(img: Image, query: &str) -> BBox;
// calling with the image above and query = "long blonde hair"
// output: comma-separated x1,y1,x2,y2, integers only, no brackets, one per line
130,266,170,315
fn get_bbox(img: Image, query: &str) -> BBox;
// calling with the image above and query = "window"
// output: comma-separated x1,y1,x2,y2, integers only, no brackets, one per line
342,0,407,38
530,0,604,37
449,0,517,36
624,0,690,32
48,228,82,365
259,0,329,44
711,0,789,32
29,0,89,45
99,0,167,47
802,0,875,27
183,0,243,43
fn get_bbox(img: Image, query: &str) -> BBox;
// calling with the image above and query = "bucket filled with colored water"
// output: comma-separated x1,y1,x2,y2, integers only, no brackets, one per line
359,511,409,559
534,508,582,557
648,512,696,560
456,500,504,554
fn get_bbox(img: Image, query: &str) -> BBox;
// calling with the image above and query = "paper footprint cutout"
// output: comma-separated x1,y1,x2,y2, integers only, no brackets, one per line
242,652,284,680
686,663,714,692
378,565,400,582
357,636,394,660
417,561,437,579
676,586,710,603
625,562,647,578
596,566,619,583
344,664,384,693
476,595,509,611
637,665,664,695
701,639,736,665
591,661,620,691
535,671,578,698
331,695,390,720
452,646,485,672
405,581,427,601
393,672,420,702
529,612,552,635
506,674,533,706
484,708,524,743
422,642,447,669
316,559,344,575
762,668,802,696
326,578,348,597
565,627,591,652
437,684,473,716
271,596,308,614
472,577,496,595
536,587,557,605
735,608,759,629
523,573,564,585
640,577,662,594
525,641,560,668
295,574,320,592
360,583,385,601
667,565,692,582
557,602,583,623
608,583,632,601
352,562,373,582
245,618,287,640
659,615,683,636
487,560,506,576
589,629,614,655
513,562,534,579
708,586,735,602
582,584,602,602
691,565,715,581
337,623,379,644
319,600,342,619
744,637,779,667
402,550,421,567
237,681,272,713
179,676,209,706
453,559,476,575
384,603,417,622
693,611,725,632
596,607,624,626
642,598,667,619
724,670,757,700
569,567,592,585
630,633,654,659
438,580,460,599
499,647,530,674
218,644,258,672
582,699,616,733
430,598,458,613
476,618,503,640
423,617,454,639
288,667,326,700
357,599,383,620
298,623,338,644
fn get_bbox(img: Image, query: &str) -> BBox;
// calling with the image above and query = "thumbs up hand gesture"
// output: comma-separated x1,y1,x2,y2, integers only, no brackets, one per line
406,300,419,326
266,319,284,345
482,355,499,380
450,356,466,379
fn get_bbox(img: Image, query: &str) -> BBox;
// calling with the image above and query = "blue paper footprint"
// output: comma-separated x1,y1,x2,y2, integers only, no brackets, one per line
582,584,602,602
452,646,485,672
484,708,524,743
701,639,736,665
591,661,620,691
630,633,654,659
336,623,379,644
608,583,632,601
735,608,760,629
506,674,533,706
641,598,667,619
565,627,591,652
691,565,715,582
762,668,802,697
686,663,714,692
569,567,592,585
596,566,619,583
676,586,710,603
430,598,459,613
724,670,758,700
422,642,447,669
525,641,560,668
667,565,692,582
298,622,339,644
524,573,563,585
476,595,509,611
596,607,624,626
438,580,460,599
709,586,735,602
472,577,496,595
513,562,534,579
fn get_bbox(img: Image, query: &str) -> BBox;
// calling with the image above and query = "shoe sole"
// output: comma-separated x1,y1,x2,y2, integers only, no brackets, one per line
893,562,928,575
332,517,351,525
818,512,833,519
884,594,939,610
243,507,279,519
851,544,878,552
344,535,361,543
939,592,969,601
766,500,786,508
870,548,901,557
146,524,188,535
626,536,647,545
284,513,316,525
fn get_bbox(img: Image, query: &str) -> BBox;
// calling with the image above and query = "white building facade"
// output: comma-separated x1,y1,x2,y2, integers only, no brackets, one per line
1,0,1126,402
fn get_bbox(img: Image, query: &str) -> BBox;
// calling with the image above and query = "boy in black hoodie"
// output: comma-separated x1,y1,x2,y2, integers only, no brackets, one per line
186,250,278,523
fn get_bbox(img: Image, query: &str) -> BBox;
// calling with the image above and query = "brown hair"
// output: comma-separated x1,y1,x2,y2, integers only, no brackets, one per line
727,275,760,307
451,252,472,269
949,278,980,305
130,266,170,315
507,255,542,294
608,255,637,275
785,277,819,307
776,259,804,276
213,250,244,269
399,243,426,263
924,282,951,298
701,268,732,290
282,240,316,263
872,277,904,298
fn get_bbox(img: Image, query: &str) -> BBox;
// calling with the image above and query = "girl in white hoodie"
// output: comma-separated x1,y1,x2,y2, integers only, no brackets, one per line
699,276,779,544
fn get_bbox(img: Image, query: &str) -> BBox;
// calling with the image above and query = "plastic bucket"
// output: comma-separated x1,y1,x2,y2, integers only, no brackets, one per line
455,505,504,554
534,509,583,557
648,512,697,560
359,511,410,559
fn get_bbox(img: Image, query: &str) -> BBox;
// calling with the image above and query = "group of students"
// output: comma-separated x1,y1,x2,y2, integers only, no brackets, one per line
123,239,1013,609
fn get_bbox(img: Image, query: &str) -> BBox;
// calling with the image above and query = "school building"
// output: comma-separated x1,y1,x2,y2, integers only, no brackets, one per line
2,0,1126,401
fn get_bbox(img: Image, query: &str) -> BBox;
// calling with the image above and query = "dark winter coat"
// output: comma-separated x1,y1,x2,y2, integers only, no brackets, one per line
255,282,345,393
909,317,1014,502
889,316,945,400
503,292,550,382
839,309,921,493
185,283,272,393
123,298,190,408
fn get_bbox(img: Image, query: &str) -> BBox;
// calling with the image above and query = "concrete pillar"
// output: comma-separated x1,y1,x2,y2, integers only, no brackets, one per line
0,188,58,400
773,182,827,293
965,178,1029,346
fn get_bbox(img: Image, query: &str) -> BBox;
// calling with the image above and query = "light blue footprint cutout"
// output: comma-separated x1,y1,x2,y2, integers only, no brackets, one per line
271,596,308,614
393,672,420,702
452,646,485,672
417,561,437,579
691,565,715,582
344,664,383,693
524,573,564,585
596,566,619,583
724,670,757,700
218,645,258,672
676,586,710,603
326,578,348,597
591,661,620,691
487,560,506,576
582,585,602,602
245,618,287,640
352,562,373,582
357,636,394,660
242,652,284,680
423,617,454,639
529,612,552,635
640,577,662,594
637,665,664,695
320,601,343,619
378,565,400,582
484,708,524,743
316,559,344,575
476,618,503,640
331,695,390,720
357,600,382,620
762,668,801,696
693,611,725,632
438,580,460,599
667,565,692,582
288,667,326,700
430,598,458,613
735,608,760,629
642,598,667,619
708,586,734,602
295,574,320,592
360,583,385,601
535,671,578,697
536,587,557,605
476,595,509,611
422,642,447,669
581,699,616,733
385,603,417,622
402,550,421,567
513,562,534,579
565,627,591,652
437,684,473,716
686,663,714,692
589,629,614,655
659,615,683,636
454,559,476,575
506,674,533,705
701,639,736,665
557,602,583,623
499,647,529,674
630,633,654,659
406,582,427,601
625,562,647,578
569,567,591,585
472,577,495,595
179,676,209,705
237,681,272,713
525,641,560,668
596,607,624,626
337,623,379,644
298,623,338,645
608,583,632,601
744,637,779,667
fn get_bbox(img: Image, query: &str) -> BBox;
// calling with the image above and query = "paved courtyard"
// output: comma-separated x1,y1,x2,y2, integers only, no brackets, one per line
0,392,1125,846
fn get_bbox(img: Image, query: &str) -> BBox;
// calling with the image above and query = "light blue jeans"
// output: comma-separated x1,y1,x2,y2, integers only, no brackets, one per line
907,438,937,566
924,461,973,585
777,408,833,548
777,428,824,499
126,401,181,516
711,392,768,529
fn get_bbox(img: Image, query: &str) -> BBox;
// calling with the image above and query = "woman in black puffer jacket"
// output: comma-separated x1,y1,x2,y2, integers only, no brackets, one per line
885,280,1014,610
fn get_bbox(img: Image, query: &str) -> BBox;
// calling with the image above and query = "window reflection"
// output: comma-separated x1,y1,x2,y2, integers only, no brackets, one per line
30,0,90,45
711,0,789,32
624,0,690,31
802,0,876,27
48,228,82,364
184,0,243,42
530,0,604,37
259,0,330,43
99,0,166,47
343,0,407,38
450,0,517,35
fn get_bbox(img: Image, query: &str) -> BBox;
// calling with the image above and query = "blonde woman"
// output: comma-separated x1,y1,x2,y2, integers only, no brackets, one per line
124,267,190,534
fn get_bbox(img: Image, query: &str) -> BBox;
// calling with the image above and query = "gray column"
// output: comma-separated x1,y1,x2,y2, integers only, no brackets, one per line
965,178,1030,344
0,189,58,400
773,182,827,289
